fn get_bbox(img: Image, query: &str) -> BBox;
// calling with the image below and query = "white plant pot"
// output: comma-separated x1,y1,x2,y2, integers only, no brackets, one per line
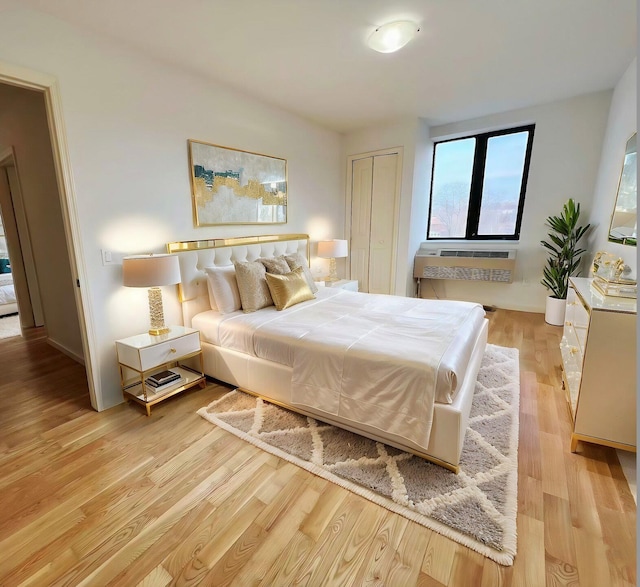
545,296,567,326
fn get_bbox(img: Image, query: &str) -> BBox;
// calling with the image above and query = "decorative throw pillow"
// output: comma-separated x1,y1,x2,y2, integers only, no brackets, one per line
259,255,291,275
204,266,242,314
265,266,315,310
234,260,274,313
284,253,318,293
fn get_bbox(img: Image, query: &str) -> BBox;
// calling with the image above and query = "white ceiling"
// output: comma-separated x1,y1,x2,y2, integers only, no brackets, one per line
12,0,639,133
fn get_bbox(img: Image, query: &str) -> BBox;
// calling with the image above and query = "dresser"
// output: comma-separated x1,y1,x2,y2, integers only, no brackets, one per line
560,277,636,453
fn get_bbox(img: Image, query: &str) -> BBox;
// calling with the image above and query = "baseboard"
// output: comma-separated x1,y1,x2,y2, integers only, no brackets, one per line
47,337,85,365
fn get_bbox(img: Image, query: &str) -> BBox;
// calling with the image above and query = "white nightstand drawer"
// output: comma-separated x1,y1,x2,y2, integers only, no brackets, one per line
138,332,200,370
117,329,201,371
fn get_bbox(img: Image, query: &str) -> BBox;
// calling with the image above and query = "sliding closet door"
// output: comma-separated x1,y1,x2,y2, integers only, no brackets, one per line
348,149,401,294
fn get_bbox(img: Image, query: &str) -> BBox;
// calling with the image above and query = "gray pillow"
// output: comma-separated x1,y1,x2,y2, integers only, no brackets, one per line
234,260,274,312
284,253,318,293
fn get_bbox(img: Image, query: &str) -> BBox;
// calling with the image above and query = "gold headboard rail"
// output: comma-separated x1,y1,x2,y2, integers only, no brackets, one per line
167,233,310,255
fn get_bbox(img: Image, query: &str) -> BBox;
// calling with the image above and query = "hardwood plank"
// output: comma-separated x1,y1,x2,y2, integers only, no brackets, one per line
290,493,368,584
511,514,545,587
543,493,577,568
421,527,458,585
229,479,324,585
353,511,409,585
447,548,485,587
540,431,570,500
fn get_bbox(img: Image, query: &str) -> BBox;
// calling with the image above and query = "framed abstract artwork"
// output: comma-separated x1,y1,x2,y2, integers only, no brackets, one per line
188,139,287,226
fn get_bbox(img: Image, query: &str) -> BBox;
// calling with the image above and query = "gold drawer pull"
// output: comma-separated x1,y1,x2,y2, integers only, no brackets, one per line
569,346,578,355
170,347,177,353
565,321,572,326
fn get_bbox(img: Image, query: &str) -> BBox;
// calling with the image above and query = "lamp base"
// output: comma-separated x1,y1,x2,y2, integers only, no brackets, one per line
325,257,339,282
148,326,170,336
148,287,169,337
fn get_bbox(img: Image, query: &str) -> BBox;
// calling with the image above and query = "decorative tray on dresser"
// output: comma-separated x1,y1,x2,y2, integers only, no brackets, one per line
560,277,636,453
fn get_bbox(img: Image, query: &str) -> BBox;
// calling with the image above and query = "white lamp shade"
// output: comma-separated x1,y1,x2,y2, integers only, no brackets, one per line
317,239,348,259
367,21,419,53
122,254,181,287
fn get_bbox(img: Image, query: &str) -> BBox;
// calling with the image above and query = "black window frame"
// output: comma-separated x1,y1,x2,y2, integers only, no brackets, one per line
426,124,535,241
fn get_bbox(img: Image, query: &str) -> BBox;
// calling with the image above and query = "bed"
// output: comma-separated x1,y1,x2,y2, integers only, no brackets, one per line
168,234,488,472
0,272,17,317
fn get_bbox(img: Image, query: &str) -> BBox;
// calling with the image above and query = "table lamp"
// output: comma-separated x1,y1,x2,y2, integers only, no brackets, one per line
122,253,181,335
317,239,348,282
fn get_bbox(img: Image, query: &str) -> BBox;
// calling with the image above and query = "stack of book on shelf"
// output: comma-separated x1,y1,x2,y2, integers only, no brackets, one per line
144,369,184,395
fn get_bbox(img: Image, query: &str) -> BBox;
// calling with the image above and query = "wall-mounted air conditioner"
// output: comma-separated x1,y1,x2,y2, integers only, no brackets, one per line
414,244,517,283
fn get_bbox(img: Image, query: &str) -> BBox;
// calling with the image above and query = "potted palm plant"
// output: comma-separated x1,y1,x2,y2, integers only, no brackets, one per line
541,199,590,325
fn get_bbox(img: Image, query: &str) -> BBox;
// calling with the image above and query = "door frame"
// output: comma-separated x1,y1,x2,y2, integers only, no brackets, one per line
0,59,98,410
345,146,403,292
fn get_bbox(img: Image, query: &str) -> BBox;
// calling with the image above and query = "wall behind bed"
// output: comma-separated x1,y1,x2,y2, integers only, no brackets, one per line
0,8,343,410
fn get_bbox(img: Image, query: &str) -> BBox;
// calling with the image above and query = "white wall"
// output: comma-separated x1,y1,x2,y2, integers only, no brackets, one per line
425,90,612,312
587,58,637,278
0,83,82,357
0,8,343,410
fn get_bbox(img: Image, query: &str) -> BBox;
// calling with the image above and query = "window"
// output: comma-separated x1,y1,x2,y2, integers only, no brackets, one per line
427,124,535,240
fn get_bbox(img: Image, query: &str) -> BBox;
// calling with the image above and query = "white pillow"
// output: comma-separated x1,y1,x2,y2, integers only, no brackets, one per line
204,266,242,314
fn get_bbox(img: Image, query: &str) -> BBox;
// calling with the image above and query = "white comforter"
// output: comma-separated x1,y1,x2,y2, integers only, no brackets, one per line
193,288,485,449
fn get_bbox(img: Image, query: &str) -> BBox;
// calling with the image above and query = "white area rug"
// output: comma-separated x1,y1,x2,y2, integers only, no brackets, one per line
198,344,520,565
0,313,20,339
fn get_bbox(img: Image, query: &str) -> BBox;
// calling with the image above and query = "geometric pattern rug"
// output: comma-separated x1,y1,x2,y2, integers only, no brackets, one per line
198,343,520,566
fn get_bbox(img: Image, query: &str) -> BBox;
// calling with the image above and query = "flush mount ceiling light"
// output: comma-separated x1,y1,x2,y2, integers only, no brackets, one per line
367,20,420,53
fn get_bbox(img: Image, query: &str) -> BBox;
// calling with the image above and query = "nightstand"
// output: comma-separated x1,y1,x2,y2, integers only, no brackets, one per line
116,326,206,415
325,279,359,292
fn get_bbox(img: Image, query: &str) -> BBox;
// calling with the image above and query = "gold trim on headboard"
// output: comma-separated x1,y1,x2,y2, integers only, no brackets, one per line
167,233,310,257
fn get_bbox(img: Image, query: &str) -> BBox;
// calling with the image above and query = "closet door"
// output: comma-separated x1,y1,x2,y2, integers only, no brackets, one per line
349,150,400,294
350,156,374,292
368,154,398,294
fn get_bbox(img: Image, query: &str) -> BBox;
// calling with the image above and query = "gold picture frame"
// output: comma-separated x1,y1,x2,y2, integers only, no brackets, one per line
188,139,287,226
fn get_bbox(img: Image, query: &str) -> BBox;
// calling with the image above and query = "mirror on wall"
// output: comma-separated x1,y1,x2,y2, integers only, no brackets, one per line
609,132,637,246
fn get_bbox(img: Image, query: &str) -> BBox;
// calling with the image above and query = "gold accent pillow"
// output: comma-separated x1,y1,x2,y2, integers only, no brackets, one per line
265,266,315,311
234,260,274,313
284,253,318,293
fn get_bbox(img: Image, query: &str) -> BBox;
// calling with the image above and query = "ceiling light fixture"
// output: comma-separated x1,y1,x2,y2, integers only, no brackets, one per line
367,20,420,53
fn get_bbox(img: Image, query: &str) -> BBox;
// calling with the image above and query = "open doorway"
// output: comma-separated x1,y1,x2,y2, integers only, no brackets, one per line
0,149,46,334
0,208,20,339
0,64,97,410
0,82,86,378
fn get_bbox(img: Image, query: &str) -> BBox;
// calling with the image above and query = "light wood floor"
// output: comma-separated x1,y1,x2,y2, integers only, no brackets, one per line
0,310,635,586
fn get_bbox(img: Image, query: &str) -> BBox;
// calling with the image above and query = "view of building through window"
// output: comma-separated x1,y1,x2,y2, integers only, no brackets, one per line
427,125,534,240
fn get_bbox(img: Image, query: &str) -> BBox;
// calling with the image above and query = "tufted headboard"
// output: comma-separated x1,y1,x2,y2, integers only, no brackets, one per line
167,233,309,327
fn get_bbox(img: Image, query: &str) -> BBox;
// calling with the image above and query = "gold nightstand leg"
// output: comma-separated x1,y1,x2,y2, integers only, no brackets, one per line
146,404,152,417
